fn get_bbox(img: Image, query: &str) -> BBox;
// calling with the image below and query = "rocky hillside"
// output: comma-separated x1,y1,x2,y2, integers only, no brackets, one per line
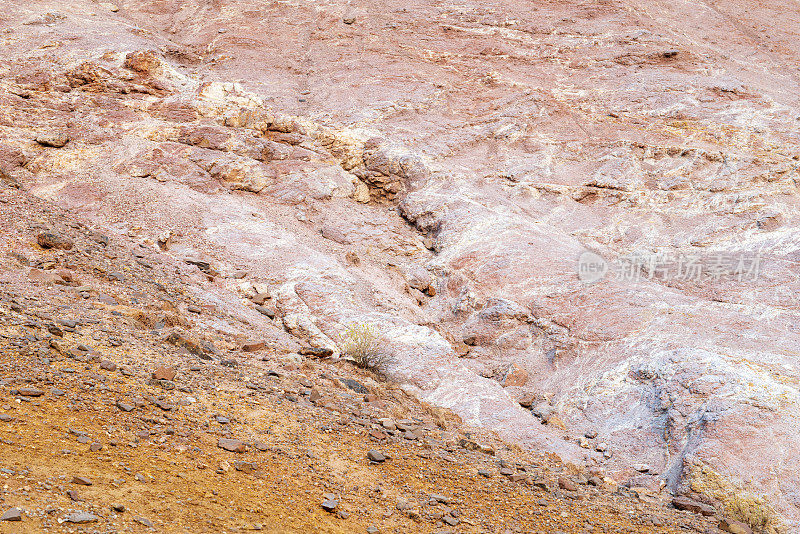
1,0,799,532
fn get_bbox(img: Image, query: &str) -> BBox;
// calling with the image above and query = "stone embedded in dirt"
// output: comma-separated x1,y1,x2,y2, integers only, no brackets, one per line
429,494,449,504
253,440,269,451
0,508,22,521
531,403,554,423
367,450,386,462
35,132,70,147
255,305,275,318
251,293,270,305
112,504,126,513
72,476,93,486
309,387,322,403
517,392,536,408
340,378,368,394
116,400,135,412
299,347,333,358
242,341,265,352
718,518,753,534
500,363,528,387
443,515,460,526
67,489,84,502
77,435,91,444
672,496,715,516
458,438,495,455
321,499,338,512
558,477,578,492
164,331,212,359
152,398,174,411
152,366,176,381
218,438,246,453
134,516,153,527
64,511,99,524
16,388,44,397
90,442,103,452
369,429,389,440
48,324,64,337
233,460,258,474
37,232,73,250
510,473,528,483
633,463,651,473
99,360,117,371
220,358,238,368
0,414,14,422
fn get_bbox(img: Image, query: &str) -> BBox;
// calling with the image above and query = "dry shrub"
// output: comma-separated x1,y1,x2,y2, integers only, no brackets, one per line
338,322,394,373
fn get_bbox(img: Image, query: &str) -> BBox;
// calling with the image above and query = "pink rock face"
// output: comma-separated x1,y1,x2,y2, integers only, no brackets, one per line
3,0,800,529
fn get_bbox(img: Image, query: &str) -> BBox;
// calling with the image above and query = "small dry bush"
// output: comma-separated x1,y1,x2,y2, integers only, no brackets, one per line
338,322,394,373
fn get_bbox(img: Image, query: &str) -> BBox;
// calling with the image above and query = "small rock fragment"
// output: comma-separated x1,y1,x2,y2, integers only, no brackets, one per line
99,360,117,371
672,496,715,516
37,232,73,250
218,438,246,453
36,132,70,148
321,499,338,512
152,366,176,381
17,388,44,397
558,477,577,492
0,508,22,521
299,347,333,358
134,516,153,527
116,400,135,412
64,511,98,524
367,450,386,463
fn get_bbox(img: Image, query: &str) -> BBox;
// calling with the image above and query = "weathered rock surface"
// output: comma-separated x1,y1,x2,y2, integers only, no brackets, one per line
0,0,798,531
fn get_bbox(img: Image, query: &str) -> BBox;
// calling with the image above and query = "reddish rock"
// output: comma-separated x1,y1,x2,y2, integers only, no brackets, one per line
242,341,265,352
558,477,577,492
37,232,73,250
672,496,715,516
152,366,176,381
218,438,246,453
500,364,528,387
